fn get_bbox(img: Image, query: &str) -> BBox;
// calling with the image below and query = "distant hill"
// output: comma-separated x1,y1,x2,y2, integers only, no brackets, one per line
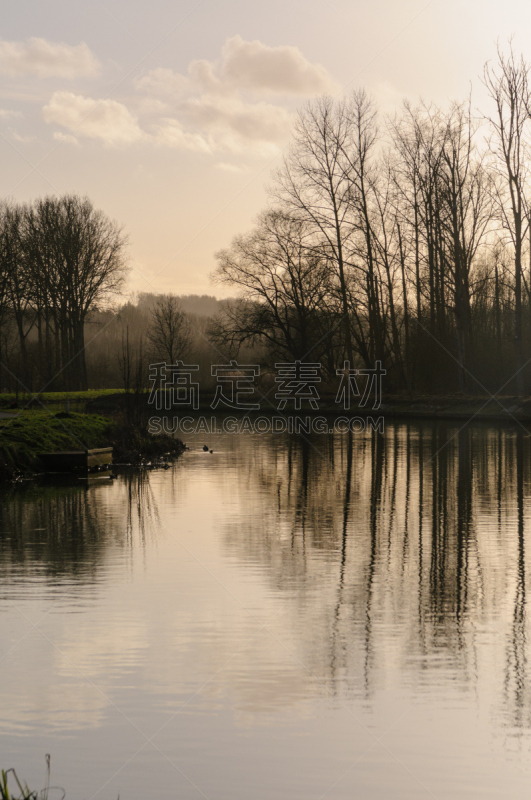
135,292,224,317
177,294,224,316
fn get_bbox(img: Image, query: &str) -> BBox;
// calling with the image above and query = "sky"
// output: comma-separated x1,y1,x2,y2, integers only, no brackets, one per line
2,0,531,299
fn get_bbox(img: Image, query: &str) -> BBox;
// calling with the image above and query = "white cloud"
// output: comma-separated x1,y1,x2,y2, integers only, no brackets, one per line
43,92,145,146
133,96,171,115
154,105,287,156
0,37,99,78
133,67,187,96
10,130,36,144
188,59,227,95
215,162,244,173
154,119,212,153
131,36,322,155
220,35,337,95
135,35,336,99
150,95,291,156
52,131,80,146
0,108,22,119
43,37,307,156
176,94,291,151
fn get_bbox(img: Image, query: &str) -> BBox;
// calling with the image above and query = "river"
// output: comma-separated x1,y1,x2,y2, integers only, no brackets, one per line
1,422,530,799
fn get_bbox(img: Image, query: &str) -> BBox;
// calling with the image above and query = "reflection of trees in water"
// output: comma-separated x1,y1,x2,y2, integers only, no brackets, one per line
221,423,531,730
0,484,108,585
503,432,531,732
124,469,162,544
0,471,162,588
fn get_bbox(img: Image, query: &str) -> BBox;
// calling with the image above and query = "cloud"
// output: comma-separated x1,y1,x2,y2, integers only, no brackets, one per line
154,99,288,156
188,59,227,94
52,131,80,146
0,108,22,119
175,94,291,151
10,130,36,144
154,119,212,153
152,95,291,156
43,37,314,155
130,35,332,155
133,67,187,96
215,162,244,173
135,36,336,99
133,96,171,115
220,35,337,95
42,88,291,155
0,37,99,78
43,92,144,145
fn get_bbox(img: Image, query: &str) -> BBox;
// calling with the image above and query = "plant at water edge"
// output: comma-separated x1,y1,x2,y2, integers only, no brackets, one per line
0,755,64,800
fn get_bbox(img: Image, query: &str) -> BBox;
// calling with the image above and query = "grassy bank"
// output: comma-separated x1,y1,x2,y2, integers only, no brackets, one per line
0,408,185,482
0,411,112,473
4,388,531,421
0,389,126,414
83,388,531,419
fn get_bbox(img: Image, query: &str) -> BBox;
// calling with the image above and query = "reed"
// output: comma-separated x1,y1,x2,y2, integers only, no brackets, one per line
0,755,63,800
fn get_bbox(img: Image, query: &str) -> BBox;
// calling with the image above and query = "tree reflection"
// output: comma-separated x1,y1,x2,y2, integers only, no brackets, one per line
3,425,531,739
0,471,162,591
220,422,531,732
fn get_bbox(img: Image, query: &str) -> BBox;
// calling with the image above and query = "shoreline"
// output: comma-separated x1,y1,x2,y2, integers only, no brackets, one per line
2,390,530,483
87,391,531,424
0,409,185,485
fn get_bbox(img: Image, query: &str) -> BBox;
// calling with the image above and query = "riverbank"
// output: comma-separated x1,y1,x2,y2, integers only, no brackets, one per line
2,388,530,483
85,389,531,423
379,394,531,422
0,388,126,414
0,409,185,483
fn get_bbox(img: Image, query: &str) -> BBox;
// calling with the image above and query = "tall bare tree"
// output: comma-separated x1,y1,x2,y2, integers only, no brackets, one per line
212,210,338,367
272,96,358,366
26,195,127,390
484,44,531,394
147,295,191,364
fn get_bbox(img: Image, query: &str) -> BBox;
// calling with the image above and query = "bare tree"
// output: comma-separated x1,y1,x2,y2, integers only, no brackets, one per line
0,204,22,391
484,43,531,394
438,100,492,389
0,203,40,390
272,96,358,366
212,210,339,368
26,195,128,391
147,295,191,364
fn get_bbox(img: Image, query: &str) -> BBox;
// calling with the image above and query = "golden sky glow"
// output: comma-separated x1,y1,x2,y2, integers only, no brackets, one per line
2,0,531,298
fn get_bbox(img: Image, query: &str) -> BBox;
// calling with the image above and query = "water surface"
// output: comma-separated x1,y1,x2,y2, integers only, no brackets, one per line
1,423,531,799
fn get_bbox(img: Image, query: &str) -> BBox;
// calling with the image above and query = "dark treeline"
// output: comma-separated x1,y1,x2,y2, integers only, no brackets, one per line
211,45,531,395
0,191,241,395
5,45,531,398
0,188,226,394
0,280,228,393
0,194,127,392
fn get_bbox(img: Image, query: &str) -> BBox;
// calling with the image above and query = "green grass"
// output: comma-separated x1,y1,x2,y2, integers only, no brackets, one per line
0,389,126,403
0,411,113,472
0,389,127,413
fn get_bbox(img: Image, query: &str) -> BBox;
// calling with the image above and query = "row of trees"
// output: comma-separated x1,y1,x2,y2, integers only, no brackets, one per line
212,45,531,395
0,195,127,392
4,44,531,398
